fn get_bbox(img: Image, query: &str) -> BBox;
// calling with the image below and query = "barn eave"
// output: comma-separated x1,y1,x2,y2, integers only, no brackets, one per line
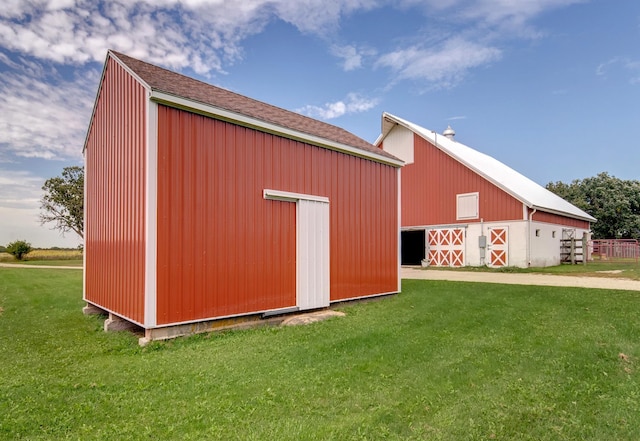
150,90,404,167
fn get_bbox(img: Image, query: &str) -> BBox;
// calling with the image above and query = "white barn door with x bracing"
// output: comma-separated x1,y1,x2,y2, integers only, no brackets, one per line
487,226,509,267
427,228,465,267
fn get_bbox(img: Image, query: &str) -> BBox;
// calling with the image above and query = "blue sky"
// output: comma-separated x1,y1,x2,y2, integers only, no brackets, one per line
1,0,639,248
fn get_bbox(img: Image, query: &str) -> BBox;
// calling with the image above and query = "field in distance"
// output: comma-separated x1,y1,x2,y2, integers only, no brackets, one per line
0,248,82,266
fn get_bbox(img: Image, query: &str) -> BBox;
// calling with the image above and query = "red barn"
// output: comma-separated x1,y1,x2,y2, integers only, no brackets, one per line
83,51,402,343
376,113,595,268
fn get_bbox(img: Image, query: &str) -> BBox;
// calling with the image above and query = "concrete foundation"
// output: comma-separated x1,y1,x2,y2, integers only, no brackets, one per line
90,304,355,345
104,313,141,332
138,309,347,346
82,303,107,315
138,314,283,346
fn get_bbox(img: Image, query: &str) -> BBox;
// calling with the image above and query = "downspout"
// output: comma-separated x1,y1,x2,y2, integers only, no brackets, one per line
527,207,537,267
480,218,485,266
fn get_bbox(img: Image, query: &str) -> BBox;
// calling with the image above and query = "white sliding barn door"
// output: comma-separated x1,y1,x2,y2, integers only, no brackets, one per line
264,189,330,311
297,199,330,310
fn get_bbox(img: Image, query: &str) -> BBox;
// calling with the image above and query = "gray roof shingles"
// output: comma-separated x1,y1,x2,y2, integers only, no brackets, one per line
110,50,398,162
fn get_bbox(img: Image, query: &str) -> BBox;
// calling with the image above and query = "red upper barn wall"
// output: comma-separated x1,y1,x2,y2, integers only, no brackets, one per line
531,209,590,229
84,56,147,324
396,133,524,227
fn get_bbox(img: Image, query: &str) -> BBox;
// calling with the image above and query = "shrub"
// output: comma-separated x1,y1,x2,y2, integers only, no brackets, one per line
6,240,33,261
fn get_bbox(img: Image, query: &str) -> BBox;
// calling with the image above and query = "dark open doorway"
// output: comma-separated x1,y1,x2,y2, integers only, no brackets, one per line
401,230,425,265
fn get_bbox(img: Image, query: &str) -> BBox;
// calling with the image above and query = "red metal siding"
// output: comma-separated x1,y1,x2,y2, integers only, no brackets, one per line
84,57,146,324
156,106,398,325
402,134,523,226
532,210,590,229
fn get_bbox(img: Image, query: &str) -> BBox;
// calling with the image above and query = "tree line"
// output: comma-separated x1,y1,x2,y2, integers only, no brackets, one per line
546,172,640,240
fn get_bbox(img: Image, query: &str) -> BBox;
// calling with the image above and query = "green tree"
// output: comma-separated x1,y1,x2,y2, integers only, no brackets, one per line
546,172,640,240
40,166,84,239
6,240,32,261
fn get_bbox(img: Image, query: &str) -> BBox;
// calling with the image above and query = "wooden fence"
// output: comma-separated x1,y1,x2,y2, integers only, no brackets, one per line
560,233,588,264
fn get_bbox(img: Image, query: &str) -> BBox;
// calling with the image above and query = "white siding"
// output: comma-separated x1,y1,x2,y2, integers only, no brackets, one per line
455,221,528,268
529,222,590,267
381,125,415,164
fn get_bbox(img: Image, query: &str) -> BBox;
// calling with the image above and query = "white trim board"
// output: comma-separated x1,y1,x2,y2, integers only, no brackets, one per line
263,189,329,203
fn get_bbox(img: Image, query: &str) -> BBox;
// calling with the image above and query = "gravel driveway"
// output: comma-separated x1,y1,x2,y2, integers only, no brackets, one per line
402,267,640,292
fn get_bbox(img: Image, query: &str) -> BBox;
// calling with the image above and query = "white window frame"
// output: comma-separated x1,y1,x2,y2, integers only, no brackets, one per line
456,192,479,220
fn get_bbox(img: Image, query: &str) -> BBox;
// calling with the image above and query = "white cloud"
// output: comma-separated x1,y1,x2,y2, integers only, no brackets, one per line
596,56,640,85
0,67,96,161
0,0,383,76
400,0,584,33
0,0,580,85
297,93,379,119
0,205,81,248
331,45,363,71
0,170,42,208
0,169,43,244
0,1,237,74
330,44,377,71
596,58,617,77
270,0,380,35
376,37,501,88
377,0,584,87
455,0,585,26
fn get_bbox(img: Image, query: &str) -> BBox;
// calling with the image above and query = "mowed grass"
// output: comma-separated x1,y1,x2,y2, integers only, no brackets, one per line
1,269,640,440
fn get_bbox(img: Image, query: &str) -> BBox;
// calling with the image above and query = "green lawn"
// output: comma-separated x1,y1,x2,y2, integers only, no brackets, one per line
1,268,639,440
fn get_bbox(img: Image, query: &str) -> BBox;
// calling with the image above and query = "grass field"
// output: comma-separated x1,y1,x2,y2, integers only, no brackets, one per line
1,268,639,440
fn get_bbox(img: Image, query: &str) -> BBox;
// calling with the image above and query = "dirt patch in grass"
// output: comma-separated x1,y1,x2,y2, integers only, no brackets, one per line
281,310,345,326
0,306,3,315
619,352,633,374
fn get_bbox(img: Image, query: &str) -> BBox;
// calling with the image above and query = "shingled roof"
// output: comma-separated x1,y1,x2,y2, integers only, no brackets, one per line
108,50,400,165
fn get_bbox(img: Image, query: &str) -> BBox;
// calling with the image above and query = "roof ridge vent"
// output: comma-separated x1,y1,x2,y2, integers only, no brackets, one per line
443,125,455,140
